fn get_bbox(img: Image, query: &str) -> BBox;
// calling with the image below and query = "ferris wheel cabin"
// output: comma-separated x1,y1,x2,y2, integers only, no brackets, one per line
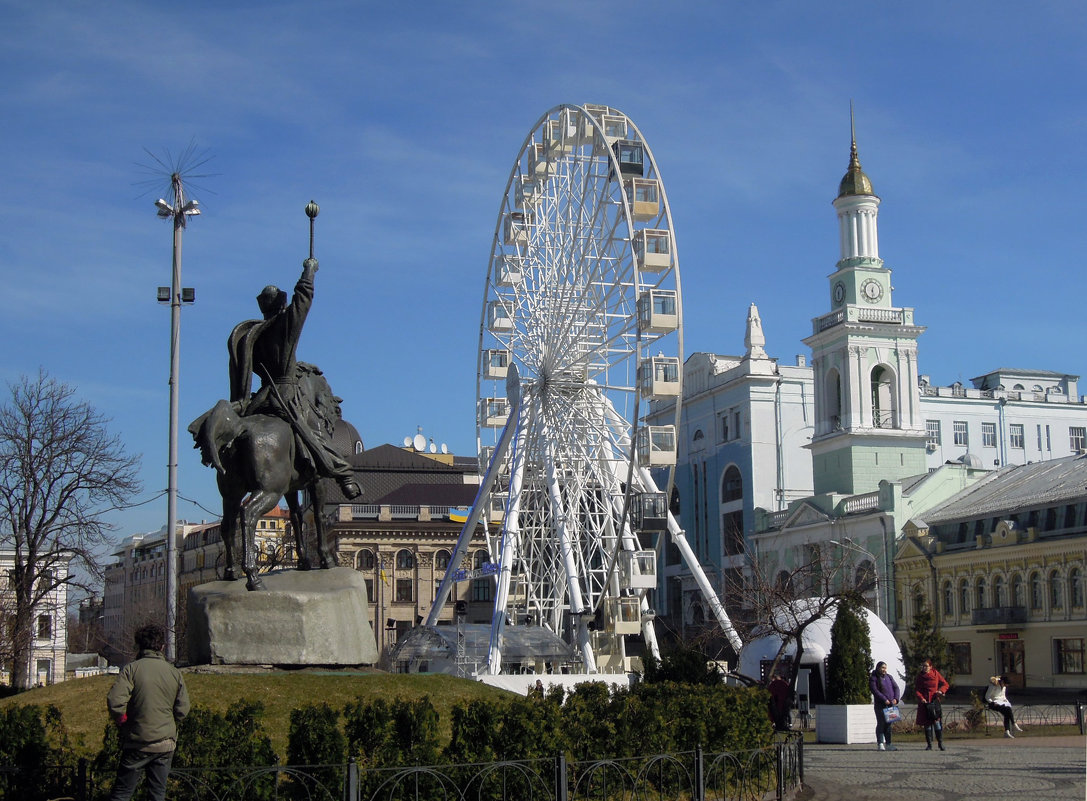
625,178,661,221
637,289,678,334
638,355,681,397
633,229,672,272
636,425,677,467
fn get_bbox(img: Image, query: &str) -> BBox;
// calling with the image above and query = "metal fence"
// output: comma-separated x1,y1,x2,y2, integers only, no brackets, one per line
1,734,803,801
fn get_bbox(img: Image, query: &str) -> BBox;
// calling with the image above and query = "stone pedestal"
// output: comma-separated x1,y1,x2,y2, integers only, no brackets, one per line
187,567,378,666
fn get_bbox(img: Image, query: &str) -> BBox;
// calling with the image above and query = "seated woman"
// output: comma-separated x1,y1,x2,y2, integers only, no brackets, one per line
984,675,1024,738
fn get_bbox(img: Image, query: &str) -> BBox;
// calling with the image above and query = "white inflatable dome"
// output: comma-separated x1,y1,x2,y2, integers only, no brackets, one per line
737,599,905,699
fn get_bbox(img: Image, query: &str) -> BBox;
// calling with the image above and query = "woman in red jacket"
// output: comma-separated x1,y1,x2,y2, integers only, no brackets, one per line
914,658,950,751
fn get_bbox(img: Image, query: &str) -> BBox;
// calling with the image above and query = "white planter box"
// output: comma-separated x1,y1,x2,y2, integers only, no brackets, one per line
815,704,877,744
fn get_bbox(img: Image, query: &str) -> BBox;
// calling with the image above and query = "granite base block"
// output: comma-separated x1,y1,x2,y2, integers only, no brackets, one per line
187,567,378,666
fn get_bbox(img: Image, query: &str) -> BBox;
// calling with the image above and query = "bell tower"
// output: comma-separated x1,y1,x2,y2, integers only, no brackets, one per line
803,110,928,495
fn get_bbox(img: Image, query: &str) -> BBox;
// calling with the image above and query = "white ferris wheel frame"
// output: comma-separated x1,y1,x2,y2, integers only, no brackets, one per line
427,104,740,674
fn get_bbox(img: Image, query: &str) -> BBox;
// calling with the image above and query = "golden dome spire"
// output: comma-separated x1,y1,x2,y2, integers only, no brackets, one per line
837,102,876,198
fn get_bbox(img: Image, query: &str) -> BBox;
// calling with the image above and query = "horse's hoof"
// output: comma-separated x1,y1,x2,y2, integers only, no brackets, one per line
297,558,312,571
224,570,237,581
246,578,265,591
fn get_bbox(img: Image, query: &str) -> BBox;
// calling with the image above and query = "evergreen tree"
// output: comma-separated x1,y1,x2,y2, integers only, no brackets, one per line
899,605,950,686
824,596,873,704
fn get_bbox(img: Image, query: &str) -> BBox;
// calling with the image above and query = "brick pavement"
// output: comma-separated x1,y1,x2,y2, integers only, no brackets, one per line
798,734,1086,801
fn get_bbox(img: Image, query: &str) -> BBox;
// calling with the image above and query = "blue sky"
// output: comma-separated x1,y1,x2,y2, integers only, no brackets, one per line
2,1,1086,544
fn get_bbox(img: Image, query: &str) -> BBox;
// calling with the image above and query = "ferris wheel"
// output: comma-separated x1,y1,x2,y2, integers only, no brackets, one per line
429,104,738,674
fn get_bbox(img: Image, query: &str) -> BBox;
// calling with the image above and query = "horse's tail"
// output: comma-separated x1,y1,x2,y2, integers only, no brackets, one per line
187,400,241,475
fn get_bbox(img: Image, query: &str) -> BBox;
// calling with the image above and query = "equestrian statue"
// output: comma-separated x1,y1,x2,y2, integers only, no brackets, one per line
189,200,361,590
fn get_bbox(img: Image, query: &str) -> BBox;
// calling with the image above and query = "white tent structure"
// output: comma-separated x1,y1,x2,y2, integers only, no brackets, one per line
737,599,905,703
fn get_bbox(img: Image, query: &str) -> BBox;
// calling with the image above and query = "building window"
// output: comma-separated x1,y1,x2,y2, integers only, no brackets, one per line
1012,574,1025,608
435,550,451,571
926,420,941,447
471,577,492,602
958,579,970,613
396,549,415,570
364,578,376,604
1030,572,1043,610
993,575,1006,607
36,615,51,639
357,549,375,570
1009,424,1025,450
1055,638,1085,674
721,466,743,503
942,581,954,619
975,577,987,609
982,422,997,448
949,642,972,675
1070,568,1084,608
1071,427,1087,451
395,579,414,603
1049,570,1064,610
953,421,968,447
718,413,729,442
722,511,744,556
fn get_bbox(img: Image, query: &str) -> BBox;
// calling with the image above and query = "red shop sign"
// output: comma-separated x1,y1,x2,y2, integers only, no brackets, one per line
997,633,1020,640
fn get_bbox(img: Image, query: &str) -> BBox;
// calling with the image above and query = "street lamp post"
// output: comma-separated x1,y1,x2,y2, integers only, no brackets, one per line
829,537,881,618
155,174,199,662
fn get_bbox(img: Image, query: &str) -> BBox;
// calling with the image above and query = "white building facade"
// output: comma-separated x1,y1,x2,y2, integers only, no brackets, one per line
0,550,70,685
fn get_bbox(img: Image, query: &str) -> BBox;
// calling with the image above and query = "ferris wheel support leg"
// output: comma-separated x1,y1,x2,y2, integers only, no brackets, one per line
544,434,597,674
425,395,522,628
641,595,661,661
485,407,530,675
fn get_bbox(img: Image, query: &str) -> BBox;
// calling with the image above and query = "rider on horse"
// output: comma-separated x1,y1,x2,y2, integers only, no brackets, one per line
227,256,361,500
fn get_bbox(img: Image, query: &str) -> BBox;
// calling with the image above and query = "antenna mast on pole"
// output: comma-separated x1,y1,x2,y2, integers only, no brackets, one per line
155,172,199,663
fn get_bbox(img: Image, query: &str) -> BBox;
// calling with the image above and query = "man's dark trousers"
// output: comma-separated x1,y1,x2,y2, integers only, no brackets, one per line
108,748,174,801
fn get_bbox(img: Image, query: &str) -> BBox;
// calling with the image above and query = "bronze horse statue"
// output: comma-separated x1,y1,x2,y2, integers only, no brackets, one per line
188,363,340,590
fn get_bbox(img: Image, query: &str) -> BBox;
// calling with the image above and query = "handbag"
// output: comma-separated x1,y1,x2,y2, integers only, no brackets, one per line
925,699,942,720
882,705,902,723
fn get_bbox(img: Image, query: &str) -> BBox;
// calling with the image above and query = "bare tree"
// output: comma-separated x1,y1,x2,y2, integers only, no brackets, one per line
0,371,140,688
726,545,860,697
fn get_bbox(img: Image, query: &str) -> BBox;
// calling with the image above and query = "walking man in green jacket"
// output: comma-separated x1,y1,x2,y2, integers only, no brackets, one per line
106,624,190,801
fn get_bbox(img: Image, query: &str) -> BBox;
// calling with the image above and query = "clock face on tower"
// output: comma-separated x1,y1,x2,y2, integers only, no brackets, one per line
861,279,883,303
833,282,845,305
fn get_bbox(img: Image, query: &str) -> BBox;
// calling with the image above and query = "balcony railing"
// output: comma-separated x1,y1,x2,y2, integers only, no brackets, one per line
972,606,1028,626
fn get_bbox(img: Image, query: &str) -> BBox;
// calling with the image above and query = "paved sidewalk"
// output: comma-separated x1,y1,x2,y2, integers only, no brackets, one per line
799,735,1086,801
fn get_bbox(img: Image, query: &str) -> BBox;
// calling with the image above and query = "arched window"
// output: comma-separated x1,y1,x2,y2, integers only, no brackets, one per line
1070,568,1084,608
721,466,743,503
870,365,897,428
1030,572,1043,610
855,560,876,592
396,549,415,570
973,577,986,608
471,551,492,602
1049,569,1064,610
912,583,926,616
959,579,970,613
826,368,843,430
1012,574,1025,608
357,549,375,570
942,581,954,619
435,550,451,571
993,575,1006,607
775,570,793,593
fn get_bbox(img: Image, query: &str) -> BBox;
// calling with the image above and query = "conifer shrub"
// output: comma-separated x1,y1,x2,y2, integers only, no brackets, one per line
286,703,345,801
824,597,874,705
900,605,951,687
0,704,77,801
